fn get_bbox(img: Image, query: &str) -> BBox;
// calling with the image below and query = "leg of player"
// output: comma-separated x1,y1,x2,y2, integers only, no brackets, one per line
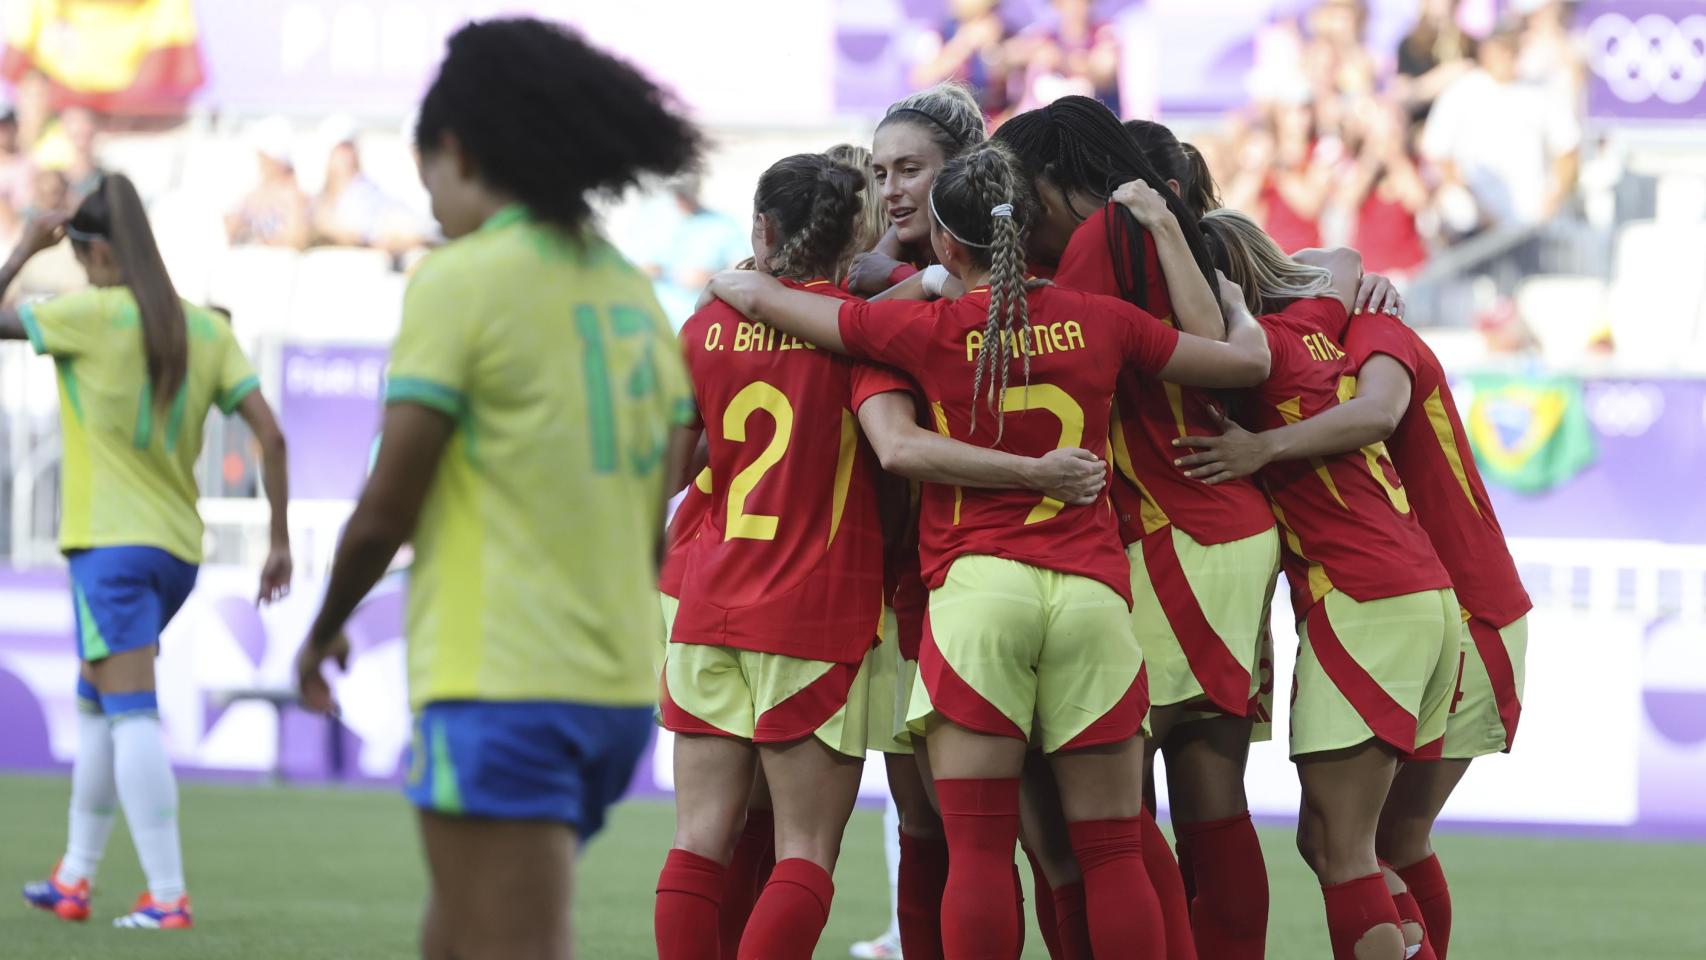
928,722,1030,959
1166,714,1269,960
737,736,864,959
1296,741,1406,960
721,768,774,958
1020,752,1083,959
1050,735,1169,959
22,664,116,923
1377,759,1470,959
1140,703,1200,960
417,811,575,960
93,644,193,930
888,751,948,960
657,733,758,960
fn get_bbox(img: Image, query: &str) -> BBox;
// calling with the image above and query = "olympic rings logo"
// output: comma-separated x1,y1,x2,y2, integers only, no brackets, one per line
1586,13,1706,105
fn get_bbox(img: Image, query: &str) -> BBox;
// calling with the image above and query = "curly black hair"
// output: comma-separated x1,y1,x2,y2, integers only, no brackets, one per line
414,18,702,231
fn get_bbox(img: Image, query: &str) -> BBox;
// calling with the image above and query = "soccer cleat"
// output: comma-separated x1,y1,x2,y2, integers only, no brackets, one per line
849,930,903,959
22,862,91,922
112,892,193,929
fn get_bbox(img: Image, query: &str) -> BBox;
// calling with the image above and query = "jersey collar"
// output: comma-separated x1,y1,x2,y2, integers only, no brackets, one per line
479,204,530,233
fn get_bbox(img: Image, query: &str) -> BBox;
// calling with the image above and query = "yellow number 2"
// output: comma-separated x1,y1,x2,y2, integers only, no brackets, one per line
1001,384,1085,525
723,381,794,541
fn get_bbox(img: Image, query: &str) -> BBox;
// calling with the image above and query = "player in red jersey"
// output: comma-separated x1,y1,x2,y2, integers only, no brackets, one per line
1196,209,1459,960
996,98,1271,960
845,83,986,299
709,139,1271,960
1172,301,1528,960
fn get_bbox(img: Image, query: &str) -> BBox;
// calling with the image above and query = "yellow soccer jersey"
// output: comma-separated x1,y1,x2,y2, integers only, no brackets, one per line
21,288,259,564
386,205,693,709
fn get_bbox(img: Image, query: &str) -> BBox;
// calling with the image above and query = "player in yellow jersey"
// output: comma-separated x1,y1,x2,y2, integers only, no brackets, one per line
293,18,699,960
4,175,292,930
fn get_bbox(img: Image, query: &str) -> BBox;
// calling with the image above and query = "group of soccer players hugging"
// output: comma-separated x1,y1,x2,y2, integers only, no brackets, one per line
9,17,1529,960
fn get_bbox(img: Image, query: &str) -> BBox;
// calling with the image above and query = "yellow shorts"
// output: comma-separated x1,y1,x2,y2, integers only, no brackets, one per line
1441,613,1527,760
865,607,915,755
1129,526,1280,714
1290,588,1459,759
1174,621,1278,744
907,555,1147,754
660,643,872,758
657,592,678,677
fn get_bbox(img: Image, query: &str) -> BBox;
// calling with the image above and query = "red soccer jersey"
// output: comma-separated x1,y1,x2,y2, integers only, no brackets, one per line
838,284,1183,601
674,280,905,663
1248,297,1451,620
1345,312,1531,627
658,469,712,598
1054,204,1276,546
854,380,934,661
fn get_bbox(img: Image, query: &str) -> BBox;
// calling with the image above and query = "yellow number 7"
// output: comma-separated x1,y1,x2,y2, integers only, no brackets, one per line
1001,384,1085,525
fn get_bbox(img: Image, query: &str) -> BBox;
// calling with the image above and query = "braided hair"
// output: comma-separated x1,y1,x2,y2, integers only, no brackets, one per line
755,153,865,283
823,143,887,253
995,96,1215,312
929,140,1034,440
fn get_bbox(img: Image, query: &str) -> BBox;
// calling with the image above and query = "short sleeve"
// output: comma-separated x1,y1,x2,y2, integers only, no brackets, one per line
837,299,936,376
849,361,915,412
215,322,261,414
18,288,120,358
886,262,919,288
1344,312,1418,379
1100,294,1180,376
385,257,475,418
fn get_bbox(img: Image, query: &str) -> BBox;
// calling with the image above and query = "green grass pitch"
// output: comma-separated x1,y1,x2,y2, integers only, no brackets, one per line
4,773,1702,958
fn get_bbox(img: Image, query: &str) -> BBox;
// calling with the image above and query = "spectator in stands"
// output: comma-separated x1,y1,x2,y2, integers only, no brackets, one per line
4,168,82,300
1224,98,1334,254
30,106,105,202
225,117,310,250
310,124,427,258
0,105,30,237
1421,20,1581,231
1516,0,1585,104
1340,100,1430,278
909,0,1012,118
1393,0,1476,121
1040,0,1122,113
637,177,747,330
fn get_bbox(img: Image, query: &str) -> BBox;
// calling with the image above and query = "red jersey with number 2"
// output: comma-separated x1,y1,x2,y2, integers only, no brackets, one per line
658,470,711,598
1054,204,1276,546
1248,297,1450,621
674,280,906,663
838,285,1182,602
1344,312,1531,627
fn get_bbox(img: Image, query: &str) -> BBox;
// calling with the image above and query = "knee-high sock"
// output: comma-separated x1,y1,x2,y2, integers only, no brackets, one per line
1396,855,1452,959
657,848,725,960
737,858,834,960
1177,812,1267,959
1174,828,1197,906
1051,882,1094,960
1141,811,1198,960
897,830,948,960
1322,873,1403,960
1068,817,1167,959
107,697,183,903
58,689,117,886
1024,848,1064,960
1389,881,1438,960
937,778,1022,960
719,809,774,958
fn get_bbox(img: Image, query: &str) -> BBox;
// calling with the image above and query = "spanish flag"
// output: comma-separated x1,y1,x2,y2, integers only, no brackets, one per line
2,0,203,114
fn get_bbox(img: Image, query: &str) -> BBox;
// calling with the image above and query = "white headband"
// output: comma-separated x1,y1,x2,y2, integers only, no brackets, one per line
927,188,991,249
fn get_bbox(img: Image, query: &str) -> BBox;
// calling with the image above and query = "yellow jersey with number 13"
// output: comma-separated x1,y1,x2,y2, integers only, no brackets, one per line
385,205,693,710
21,288,259,564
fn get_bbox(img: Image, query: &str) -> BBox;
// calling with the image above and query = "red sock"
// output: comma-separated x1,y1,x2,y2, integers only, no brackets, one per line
1067,817,1167,959
1013,862,1028,957
718,809,774,958
736,858,834,960
1389,883,1438,960
656,848,725,960
1177,812,1268,959
1025,849,1064,960
1140,811,1198,960
1174,828,1197,906
1397,855,1453,959
937,778,1022,959
1322,873,1403,960
1051,882,1094,960
897,830,948,960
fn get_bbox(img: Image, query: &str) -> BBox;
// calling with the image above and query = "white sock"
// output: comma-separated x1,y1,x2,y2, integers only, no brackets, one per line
111,714,185,903
882,793,901,940
57,709,118,886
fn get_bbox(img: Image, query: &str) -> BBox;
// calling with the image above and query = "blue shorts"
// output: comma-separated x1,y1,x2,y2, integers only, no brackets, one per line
67,547,199,662
404,700,654,839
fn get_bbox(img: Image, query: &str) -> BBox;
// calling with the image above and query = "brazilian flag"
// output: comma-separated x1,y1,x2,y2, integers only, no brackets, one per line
1464,372,1597,494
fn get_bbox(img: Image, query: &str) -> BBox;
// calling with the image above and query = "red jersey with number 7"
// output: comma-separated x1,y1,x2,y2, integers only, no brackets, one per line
1247,297,1450,621
1054,204,1276,546
674,279,906,663
837,285,1183,602
1344,311,1531,627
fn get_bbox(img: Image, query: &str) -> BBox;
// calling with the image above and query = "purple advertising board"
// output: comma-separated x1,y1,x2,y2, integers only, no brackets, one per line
277,343,389,501
1580,1,1706,122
